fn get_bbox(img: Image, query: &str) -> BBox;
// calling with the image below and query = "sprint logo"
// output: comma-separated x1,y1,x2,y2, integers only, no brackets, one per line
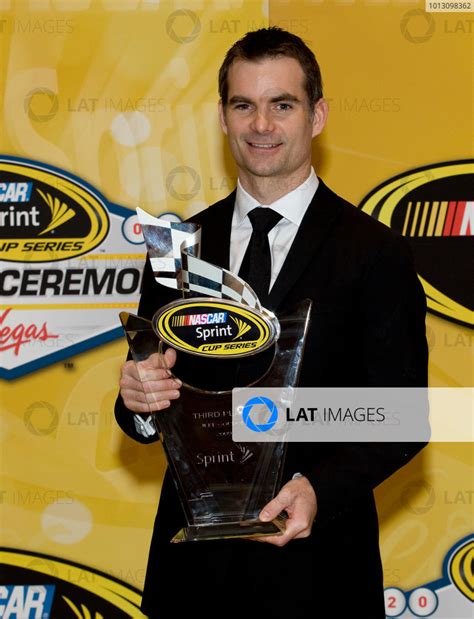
36,189,76,236
231,315,251,340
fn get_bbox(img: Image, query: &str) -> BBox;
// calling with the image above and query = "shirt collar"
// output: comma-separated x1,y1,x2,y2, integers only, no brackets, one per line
234,168,319,227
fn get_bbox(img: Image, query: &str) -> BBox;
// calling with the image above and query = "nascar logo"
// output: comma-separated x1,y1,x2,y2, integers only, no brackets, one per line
0,182,32,203
0,585,55,619
171,311,227,326
402,200,472,238
360,160,473,327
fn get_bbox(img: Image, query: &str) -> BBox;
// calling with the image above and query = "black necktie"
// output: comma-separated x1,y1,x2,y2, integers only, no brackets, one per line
238,207,283,305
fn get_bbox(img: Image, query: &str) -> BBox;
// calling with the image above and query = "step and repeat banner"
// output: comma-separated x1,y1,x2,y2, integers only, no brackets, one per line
0,1,472,617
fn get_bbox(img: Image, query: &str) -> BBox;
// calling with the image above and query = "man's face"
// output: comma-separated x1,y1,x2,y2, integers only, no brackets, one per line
219,56,326,189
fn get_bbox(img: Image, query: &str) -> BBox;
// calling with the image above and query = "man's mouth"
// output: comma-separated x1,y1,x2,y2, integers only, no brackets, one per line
247,142,282,149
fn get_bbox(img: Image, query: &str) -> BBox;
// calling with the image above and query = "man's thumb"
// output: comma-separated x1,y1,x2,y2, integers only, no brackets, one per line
164,347,177,369
259,498,281,522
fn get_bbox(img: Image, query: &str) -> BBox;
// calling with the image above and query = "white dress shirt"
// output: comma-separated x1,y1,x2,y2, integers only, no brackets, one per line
230,168,319,289
134,169,319,436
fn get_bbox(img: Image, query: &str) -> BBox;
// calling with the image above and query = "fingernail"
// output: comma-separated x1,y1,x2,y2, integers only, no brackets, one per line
260,510,271,522
174,379,182,387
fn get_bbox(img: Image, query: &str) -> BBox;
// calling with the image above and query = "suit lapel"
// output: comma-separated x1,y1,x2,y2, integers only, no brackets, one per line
190,190,235,270
268,180,343,311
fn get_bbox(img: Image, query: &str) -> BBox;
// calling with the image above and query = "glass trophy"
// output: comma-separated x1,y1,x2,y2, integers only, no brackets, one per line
119,208,312,543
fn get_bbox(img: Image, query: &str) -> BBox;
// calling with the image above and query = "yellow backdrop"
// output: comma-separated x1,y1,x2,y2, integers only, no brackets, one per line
0,1,472,616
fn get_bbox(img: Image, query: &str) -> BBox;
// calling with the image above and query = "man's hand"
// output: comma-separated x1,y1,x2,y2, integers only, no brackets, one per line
119,348,182,413
257,475,317,547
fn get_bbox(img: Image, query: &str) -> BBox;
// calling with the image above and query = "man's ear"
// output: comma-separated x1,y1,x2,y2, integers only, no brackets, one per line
311,98,328,138
218,100,228,135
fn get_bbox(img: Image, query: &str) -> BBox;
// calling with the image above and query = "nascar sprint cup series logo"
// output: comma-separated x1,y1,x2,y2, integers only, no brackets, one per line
359,160,472,328
153,298,278,357
0,160,109,262
0,156,147,379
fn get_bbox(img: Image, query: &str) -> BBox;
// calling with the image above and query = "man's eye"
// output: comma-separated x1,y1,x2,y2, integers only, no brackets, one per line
276,103,292,111
234,103,250,110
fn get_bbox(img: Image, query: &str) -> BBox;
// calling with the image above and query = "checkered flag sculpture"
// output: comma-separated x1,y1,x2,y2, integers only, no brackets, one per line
137,207,262,309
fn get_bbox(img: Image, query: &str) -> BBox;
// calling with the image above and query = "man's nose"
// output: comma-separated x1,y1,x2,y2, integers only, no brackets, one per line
250,109,274,133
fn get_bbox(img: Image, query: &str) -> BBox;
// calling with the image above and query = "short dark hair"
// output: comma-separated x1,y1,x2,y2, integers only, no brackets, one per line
218,27,323,108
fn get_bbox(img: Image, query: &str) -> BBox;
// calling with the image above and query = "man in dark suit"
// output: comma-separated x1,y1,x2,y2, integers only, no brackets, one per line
115,28,428,618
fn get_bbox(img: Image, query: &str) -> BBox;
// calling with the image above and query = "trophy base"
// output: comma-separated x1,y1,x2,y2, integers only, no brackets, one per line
171,516,286,543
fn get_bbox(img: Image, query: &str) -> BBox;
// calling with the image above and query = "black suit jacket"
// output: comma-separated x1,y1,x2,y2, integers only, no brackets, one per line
115,180,428,618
